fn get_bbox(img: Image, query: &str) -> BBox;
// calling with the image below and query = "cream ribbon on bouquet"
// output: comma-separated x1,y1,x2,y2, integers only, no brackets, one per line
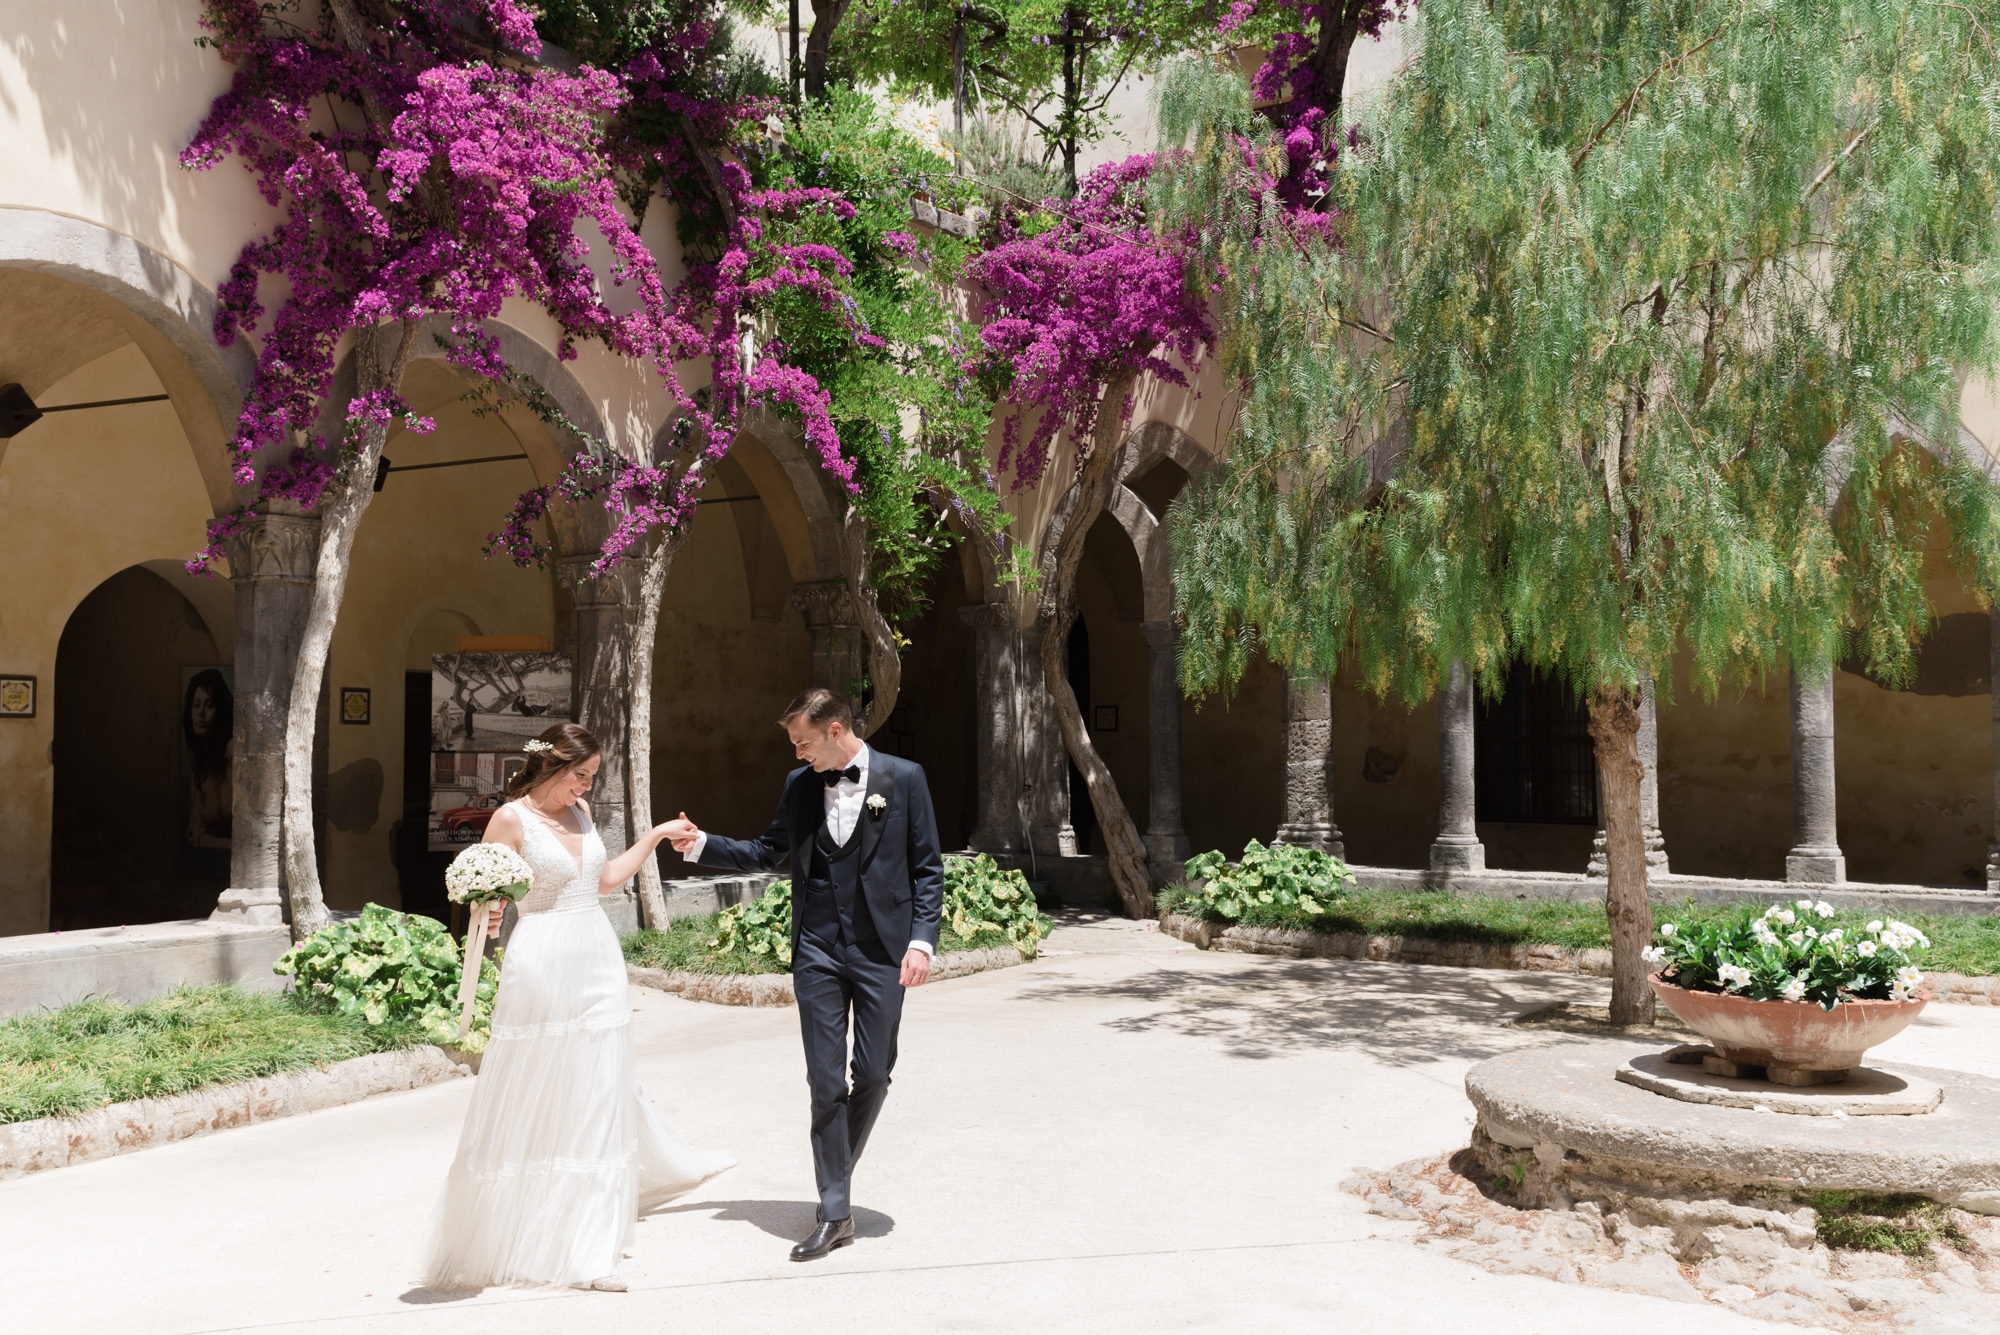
444,843,534,1042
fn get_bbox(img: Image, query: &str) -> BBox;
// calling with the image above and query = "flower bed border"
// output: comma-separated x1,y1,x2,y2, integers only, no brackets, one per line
0,1044,469,1180
627,945,1030,1007
1158,913,2000,1004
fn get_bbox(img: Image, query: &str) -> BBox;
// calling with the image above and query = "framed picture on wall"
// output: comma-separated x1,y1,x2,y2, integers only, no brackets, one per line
430,652,572,751
1093,705,1119,733
0,675,34,719
340,686,371,725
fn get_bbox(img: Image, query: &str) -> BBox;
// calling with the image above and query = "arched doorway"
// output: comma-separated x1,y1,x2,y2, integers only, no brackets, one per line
50,566,231,929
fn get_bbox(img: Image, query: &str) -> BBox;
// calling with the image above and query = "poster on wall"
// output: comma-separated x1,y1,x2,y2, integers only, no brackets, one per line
427,654,570,851
180,665,235,878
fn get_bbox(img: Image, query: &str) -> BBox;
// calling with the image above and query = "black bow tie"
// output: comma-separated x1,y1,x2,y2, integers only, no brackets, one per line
822,765,861,788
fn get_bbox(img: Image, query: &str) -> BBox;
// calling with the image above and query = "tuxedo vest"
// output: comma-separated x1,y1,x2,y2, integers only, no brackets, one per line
800,813,878,950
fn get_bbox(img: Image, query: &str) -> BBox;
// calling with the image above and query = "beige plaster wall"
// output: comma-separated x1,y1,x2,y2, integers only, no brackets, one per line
1331,679,1444,871
319,392,556,911
0,343,217,935
1181,655,1286,863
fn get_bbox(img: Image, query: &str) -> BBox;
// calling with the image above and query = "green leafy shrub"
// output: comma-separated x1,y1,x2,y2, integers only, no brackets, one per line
942,853,1053,956
1182,840,1355,920
275,904,500,1052
1648,901,1930,1009
707,882,795,968
0,985,421,1124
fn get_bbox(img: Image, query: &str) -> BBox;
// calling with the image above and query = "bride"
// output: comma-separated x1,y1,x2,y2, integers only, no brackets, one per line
423,722,734,1292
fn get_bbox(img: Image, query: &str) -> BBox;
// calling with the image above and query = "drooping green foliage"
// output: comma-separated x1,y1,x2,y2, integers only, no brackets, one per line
275,904,501,1052
1156,0,2000,706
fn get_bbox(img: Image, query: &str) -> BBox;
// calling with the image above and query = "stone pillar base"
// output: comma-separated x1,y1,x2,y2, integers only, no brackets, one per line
1785,848,1846,884
1275,822,1345,859
1987,845,2000,896
1587,828,1669,876
1429,837,1485,874
1144,830,1191,884
211,887,286,926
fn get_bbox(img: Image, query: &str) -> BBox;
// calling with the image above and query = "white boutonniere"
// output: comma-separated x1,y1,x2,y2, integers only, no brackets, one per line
865,793,888,821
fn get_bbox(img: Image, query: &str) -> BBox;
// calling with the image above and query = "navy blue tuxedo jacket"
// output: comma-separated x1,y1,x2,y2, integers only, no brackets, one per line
696,751,945,962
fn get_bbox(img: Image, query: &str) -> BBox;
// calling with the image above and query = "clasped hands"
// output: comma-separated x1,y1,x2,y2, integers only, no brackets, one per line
655,811,929,988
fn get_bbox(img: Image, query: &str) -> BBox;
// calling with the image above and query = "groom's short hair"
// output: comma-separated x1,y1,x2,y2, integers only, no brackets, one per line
779,687,853,732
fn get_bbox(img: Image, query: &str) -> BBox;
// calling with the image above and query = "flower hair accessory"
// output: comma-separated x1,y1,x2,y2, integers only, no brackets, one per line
522,739,554,754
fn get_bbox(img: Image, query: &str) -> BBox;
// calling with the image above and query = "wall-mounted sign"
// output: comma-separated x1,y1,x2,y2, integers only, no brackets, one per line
339,686,371,725
0,675,36,719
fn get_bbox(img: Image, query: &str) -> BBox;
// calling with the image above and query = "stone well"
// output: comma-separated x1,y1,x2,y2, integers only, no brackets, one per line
1463,1040,2000,1216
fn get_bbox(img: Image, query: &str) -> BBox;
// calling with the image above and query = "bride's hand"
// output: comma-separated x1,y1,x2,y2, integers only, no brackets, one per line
484,902,506,933
657,813,700,854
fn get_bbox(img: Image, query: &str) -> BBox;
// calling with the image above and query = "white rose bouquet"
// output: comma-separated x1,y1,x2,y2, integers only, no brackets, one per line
445,843,533,906
443,842,533,1041
1644,899,1930,1011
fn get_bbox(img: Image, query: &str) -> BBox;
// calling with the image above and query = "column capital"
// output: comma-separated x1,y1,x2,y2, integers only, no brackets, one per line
791,579,857,629
556,554,641,609
225,511,321,583
959,600,1017,630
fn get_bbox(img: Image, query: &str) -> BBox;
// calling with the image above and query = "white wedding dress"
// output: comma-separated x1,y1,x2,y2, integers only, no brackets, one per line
422,800,734,1290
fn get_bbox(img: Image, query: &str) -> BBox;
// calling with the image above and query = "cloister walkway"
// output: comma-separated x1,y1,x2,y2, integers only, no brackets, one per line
6,916,1997,1334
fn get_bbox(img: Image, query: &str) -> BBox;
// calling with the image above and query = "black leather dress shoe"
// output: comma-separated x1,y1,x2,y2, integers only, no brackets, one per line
790,1216,854,1261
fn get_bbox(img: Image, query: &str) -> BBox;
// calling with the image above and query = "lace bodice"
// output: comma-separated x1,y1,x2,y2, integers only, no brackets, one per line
512,800,607,915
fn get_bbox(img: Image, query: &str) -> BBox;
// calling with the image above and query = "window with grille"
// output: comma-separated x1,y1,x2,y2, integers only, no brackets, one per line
1475,664,1598,824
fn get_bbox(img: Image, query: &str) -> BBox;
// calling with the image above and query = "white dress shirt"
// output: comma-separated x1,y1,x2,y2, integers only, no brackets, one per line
684,743,930,955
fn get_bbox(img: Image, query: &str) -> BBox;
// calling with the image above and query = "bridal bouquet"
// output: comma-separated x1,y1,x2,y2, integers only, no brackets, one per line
445,843,533,906
443,843,533,1041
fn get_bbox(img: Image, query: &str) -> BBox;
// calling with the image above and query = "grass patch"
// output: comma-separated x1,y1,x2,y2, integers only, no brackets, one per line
1157,885,2000,977
621,913,1031,976
0,985,425,1125
1809,1190,1970,1255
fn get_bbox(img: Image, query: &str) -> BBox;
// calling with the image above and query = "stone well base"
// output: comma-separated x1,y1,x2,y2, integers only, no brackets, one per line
1466,1040,2000,1215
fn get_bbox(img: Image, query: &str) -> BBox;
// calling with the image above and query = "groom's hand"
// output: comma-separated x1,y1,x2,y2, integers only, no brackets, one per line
899,947,931,988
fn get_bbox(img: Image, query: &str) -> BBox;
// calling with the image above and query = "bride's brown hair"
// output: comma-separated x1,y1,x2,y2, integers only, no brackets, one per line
506,722,601,798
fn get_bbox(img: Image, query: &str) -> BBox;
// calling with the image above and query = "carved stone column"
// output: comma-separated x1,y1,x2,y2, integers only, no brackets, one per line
1787,663,1845,883
1429,660,1486,873
962,602,1025,854
213,512,320,924
957,603,1071,856
1141,621,1191,874
1274,673,1343,857
791,579,867,701
1589,675,1668,875
560,555,640,887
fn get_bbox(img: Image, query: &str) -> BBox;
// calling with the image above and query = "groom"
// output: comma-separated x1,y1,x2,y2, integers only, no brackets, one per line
664,687,943,1261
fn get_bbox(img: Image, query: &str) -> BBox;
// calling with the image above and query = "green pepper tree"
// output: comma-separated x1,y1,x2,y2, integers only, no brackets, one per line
1154,0,2000,1021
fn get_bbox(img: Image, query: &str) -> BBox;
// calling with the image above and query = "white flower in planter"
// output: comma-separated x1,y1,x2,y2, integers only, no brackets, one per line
1814,901,1836,919
1660,922,1677,938
1717,963,1752,990
1866,919,1884,933
1780,975,1808,1002
1641,945,1666,965
1856,940,1878,958
1822,928,1844,946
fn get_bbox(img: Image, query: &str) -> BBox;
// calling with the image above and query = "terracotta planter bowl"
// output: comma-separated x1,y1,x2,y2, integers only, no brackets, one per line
1649,974,1928,1072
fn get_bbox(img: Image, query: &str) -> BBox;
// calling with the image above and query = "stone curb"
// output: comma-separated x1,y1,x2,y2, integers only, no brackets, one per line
0,1044,470,1181
1157,913,2000,1004
627,945,1030,1007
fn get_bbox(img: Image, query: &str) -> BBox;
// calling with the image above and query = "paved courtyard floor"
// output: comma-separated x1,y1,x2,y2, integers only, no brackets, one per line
6,914,1998,1335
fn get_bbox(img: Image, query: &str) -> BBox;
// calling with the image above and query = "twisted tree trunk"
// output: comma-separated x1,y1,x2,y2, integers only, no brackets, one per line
1588,682,1656,1025
625,523,693,930
1041,373,1154,918
839,508,902,739
281,319,418,940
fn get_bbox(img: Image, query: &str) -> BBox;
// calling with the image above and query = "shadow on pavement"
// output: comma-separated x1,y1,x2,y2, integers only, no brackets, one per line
1015,955,1606,1064
397,1286,479,1305
647,1198,896,1241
